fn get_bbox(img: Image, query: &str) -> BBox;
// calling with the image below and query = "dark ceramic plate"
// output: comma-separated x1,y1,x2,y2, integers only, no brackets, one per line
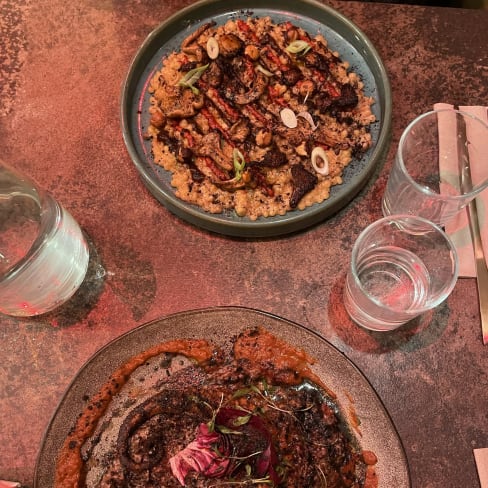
35,307,410,487
120,0,391,237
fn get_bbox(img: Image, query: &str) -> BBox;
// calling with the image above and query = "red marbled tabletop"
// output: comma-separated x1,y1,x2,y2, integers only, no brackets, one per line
0,1,487,487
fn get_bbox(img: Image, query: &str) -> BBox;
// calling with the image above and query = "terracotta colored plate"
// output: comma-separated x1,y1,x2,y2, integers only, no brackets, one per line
35,307,410,487
120,0,392,237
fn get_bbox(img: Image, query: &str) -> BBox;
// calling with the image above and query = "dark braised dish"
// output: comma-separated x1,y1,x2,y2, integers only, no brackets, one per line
55,327,378,487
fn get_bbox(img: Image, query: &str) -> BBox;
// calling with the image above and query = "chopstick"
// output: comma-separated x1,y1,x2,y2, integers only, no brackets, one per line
457,111,488,345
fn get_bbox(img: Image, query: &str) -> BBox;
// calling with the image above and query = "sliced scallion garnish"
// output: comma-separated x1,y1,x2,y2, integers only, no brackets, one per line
311,146,329,176
255,64,274,77
286,40,312,55
233,148,246,180
297,111,318,131
176,63,209,94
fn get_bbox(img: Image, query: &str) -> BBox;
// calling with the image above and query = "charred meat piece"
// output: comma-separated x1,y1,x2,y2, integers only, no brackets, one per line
181,22,215,50
230,56,256,88
313,94,333,114
213,176,247,191
156,131,179,154
195,132,233,171
228,118,250,143
290,164,318,208
179,60,198,72
281,67,302,86
241,104,269,129
229,72,269,105
249,166,275,197
260,46,288,73
274,122,314,146
205,86,240,124
313,124,347,150
181,21,215,62
303,50,330,74
177,146,193,164
253,147,287,168
193,156,229,182
218,33,244,57
114,390,211,483
160,85,204,119
189,166,205,182
331,83,359,110
201,61,223,87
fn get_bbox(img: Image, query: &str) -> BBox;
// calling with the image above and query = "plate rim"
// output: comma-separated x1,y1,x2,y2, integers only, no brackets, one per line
34,305,411,487
120,0,392,237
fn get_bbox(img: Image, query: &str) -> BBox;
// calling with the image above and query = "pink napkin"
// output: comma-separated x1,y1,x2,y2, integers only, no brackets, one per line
435,102,488,278
475,448,488,488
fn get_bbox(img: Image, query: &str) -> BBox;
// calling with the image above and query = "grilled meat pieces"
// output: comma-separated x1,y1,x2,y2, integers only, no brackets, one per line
290,164,319,208
146,16,375,219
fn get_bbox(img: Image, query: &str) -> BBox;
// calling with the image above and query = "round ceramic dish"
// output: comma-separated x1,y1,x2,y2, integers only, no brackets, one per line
121,0,392,237
35,307,410,487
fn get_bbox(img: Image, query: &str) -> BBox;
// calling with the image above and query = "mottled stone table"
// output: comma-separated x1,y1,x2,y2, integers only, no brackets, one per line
1,0,487,486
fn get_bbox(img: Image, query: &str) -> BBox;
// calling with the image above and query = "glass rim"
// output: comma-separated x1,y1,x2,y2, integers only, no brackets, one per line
350,214,459,315
397,108,488,201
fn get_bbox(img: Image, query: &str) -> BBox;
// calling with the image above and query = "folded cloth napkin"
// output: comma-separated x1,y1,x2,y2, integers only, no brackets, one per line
435,102,488,278
475,448,488,488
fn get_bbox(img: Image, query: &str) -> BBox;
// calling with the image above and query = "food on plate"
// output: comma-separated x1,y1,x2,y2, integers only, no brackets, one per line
54,327,378,487
146,16,376,220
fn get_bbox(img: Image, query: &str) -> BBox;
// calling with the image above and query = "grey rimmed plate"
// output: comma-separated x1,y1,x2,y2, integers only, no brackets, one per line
34,306,410,487
121,0,391,237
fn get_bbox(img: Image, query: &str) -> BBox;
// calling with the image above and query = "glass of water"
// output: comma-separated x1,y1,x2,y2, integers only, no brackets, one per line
344,215,458,331
0,161,89,316
382,109,488,228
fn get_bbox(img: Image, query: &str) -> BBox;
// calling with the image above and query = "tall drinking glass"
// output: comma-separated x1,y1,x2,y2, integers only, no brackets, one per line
382,109,488,227
0,161,89,316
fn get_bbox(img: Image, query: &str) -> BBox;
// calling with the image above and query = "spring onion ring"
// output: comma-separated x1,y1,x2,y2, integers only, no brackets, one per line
311,147,329,175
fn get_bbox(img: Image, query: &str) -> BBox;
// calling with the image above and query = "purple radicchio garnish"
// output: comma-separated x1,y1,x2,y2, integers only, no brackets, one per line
169,407,280,486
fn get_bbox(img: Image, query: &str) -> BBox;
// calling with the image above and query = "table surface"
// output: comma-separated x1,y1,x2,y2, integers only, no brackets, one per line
1,0,487,486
